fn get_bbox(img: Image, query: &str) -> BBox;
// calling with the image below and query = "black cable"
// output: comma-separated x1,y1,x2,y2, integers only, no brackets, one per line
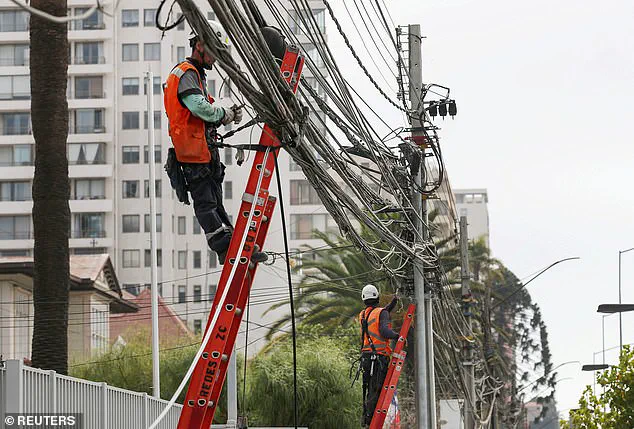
155,0,185,32
273,151,298,429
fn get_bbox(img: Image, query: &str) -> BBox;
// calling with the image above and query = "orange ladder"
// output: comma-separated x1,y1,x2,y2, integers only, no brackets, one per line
177,45,304,429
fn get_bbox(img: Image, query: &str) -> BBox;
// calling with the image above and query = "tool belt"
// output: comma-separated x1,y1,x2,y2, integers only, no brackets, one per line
164,148,190,205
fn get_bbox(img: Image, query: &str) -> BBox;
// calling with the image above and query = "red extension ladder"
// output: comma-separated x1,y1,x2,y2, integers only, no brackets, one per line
369,303,416,429
177,46,304,429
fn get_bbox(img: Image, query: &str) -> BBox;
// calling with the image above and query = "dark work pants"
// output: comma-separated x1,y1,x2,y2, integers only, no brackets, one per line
181,161,232,256
361,353,390,426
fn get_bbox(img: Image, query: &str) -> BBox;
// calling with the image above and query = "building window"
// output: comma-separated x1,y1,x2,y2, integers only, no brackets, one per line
0,10,29,32
144,213,162,233
207,80,216,97
122,111,139,130
224,148,233,165
122,180,140,198
176,46,186,62
73,41,103,64
74,8,104,30
0,75,30,100
91,308,108,355
193,285,201,302
0,145,32,166
177,216,186,235
207,11,216,20
143,110,162,129
290,214,338,239
144,43,160,61
208,284,217,300
122,43,139,61
71,109,104,133
208,250,217,268
143,76,161,95
68,143,105,165
178,285,186,303
0,44,29,66
121,9,139,27
193,217,201,234
224,181,232,200
74,76,103,99
144,249,162,267
71,178,105,200
71,213,104,238
122,250,140,268
177,13,185,30
0,181,31,202
143,9,156,27
289,158,302,171
122,77,139,95
193,319,202,334
122,146,140,164
122,215,140,233
0,215,31,239
178,250,187,269
144,180,162,198
193,251,201,269
290,180,320,205
1,112,30,135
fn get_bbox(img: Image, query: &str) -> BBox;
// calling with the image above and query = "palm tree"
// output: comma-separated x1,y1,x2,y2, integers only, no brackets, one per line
265,230,397,337
30,0,71,374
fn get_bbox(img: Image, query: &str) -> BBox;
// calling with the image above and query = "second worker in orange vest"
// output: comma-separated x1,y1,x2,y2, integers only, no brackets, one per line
359,284,400,428
164,20,267,264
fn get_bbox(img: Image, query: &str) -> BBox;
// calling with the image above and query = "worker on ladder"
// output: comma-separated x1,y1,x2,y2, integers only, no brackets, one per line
359,284,400,428
163,19,267,264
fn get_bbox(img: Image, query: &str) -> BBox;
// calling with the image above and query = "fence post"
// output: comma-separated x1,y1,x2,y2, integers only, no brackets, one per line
142,393,149,429
48,370,57,413
5,360,23,414
101,382,108,429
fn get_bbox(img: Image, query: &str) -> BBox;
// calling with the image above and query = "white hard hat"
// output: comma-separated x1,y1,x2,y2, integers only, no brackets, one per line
189,20,231,48
361,284,379,301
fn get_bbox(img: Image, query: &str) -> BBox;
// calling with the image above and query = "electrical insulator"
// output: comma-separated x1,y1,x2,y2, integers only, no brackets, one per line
448,100,457,117
439,103,448,117
428,103,438,118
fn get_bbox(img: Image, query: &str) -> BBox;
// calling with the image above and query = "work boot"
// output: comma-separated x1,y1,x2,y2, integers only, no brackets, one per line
251,244,268,264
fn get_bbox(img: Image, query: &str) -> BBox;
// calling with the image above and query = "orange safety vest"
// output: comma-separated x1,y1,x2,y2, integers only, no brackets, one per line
163,61,215,163
359,307,392,356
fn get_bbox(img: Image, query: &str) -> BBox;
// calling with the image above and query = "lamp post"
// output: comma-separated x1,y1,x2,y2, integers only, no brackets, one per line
618,247,634,349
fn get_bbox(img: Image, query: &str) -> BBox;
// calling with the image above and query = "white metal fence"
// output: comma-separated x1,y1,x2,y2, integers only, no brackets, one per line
0,360,181,429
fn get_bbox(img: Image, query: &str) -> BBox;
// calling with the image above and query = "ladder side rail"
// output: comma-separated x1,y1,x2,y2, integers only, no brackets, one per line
185,152,276,429
200,196,277,427
178,166,272,428
369,304,416,429
177,46,302,429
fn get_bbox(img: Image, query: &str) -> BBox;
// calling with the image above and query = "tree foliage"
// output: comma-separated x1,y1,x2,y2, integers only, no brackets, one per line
560,346,634,429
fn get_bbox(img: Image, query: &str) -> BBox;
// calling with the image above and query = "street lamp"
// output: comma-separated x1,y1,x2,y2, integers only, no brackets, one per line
597,304,634,313
618,247,634,349
581,364,609,371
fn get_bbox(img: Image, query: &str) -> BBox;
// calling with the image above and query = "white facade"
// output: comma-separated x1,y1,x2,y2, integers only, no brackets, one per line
454,188,490,247
0,0,331,350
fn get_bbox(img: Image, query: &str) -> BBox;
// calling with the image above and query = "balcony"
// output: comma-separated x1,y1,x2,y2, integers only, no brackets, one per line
1,126,31,136
69,56,106,65
0,92,30,101
70,229,106,239
70,126,106,135
0,58,28,67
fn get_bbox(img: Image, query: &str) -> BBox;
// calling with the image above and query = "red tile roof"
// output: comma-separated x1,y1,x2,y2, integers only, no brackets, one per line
110,288,193,344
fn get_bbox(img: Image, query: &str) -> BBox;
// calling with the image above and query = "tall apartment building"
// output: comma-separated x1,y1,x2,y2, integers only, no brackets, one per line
454,188,490,246
0,0,331,349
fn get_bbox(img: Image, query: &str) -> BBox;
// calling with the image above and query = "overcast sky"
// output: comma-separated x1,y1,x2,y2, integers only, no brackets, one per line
325,0,634,414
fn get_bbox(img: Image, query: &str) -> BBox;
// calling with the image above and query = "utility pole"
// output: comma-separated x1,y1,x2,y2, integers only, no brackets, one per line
460,217,476,429
409,23,433,429
145,71,160,398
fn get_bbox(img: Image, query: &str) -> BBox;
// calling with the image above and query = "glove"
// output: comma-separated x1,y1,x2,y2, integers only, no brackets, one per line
220,105,243,126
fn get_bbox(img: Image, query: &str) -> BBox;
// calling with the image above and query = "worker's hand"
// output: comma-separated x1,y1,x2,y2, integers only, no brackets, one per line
221,105,243,126
232,104,243,125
